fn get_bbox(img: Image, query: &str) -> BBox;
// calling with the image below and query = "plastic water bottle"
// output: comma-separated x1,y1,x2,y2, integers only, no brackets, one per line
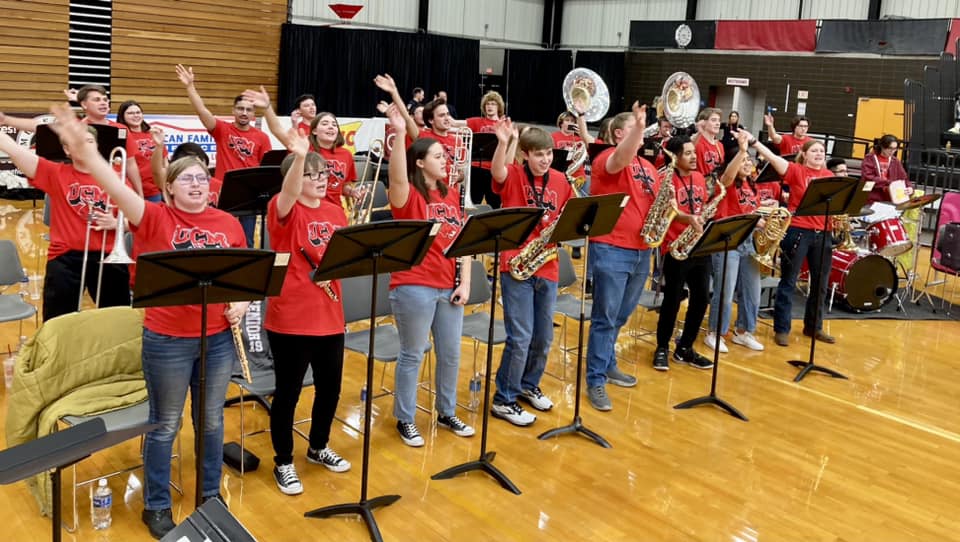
18,269,28,297
468,373,482,409
360,384,368,403
91,478,112,530
4,346,14,389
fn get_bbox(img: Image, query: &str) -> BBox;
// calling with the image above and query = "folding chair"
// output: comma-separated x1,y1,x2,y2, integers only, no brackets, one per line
459,259,506,411
0,240,38,340
921,190,960,314
547,248,592,381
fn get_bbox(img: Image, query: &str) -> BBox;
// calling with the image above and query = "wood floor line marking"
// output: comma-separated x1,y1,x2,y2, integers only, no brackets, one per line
725,360,960,444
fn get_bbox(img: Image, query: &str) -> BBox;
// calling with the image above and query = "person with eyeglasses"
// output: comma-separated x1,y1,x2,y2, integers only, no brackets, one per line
764,113,813,156
177,64,273,246
46,102,247,539
861,134,914,204
263,129,352,495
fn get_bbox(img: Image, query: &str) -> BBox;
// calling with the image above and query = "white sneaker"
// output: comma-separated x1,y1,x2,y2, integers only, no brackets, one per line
519,387,554,411
732,331,764,351
704,332,728,353
491,402,536,426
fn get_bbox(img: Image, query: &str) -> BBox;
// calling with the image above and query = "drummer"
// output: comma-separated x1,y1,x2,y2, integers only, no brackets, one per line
861,135,913,205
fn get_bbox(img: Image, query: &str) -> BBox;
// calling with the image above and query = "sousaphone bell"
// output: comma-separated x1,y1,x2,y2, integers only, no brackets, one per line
562,68,610,122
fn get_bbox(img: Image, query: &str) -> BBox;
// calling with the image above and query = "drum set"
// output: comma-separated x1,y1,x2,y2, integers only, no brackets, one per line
800,194,940,313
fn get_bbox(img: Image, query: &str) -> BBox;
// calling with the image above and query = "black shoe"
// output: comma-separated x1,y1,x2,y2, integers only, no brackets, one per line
673,346,714,370
572,247,582,259
653,347,670,371
142,508,176,540
585,279,593,295
802,328,836,344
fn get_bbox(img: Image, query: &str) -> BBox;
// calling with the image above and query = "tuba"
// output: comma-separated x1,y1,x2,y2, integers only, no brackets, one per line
752,206,792,275
641,72,701,248
562,68,610,122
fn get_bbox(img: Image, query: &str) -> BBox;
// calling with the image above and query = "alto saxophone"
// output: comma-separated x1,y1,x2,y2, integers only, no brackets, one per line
641,148,678,248
508,142,587,281
751,206,792,275
668,178,726,260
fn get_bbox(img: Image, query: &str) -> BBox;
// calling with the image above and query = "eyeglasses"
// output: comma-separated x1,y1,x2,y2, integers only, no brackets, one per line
175,174,210,185
303,171,329,181
887,146,899,150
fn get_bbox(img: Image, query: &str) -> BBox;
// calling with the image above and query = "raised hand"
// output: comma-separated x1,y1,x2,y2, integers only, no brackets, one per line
175,64,195,87
764,113,774,126
63,88,78,102
241,86,271,109
291,110,302,126
735,128,753,150
494,118,514,143
376,100,389,114
384,103,405,131
47,103,98,165
374,74,398,95
149,126,165,147
285,127,310,157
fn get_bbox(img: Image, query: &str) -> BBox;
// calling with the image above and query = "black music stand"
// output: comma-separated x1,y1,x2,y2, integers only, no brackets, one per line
788,176,864,382
431,207,544,495
0,418,157,542
133,249,278,508
305,220,436,542
259,149,287,167
536,194,628,447
673,215,760,421
218,167,283,248
36,123,125,162
587,143,614,163
471,133,497,165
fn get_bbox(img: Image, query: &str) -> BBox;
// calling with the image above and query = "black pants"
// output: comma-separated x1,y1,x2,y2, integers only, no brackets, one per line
656,254,711,350
469,167,501,209
266,331,345,466
43,250,131,322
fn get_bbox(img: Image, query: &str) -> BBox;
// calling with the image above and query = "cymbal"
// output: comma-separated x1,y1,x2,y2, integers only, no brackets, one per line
896,193,941,211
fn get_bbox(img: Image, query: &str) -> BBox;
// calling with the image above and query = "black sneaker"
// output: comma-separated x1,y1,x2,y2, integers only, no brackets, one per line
273,463,303,495
572,246,582,259
673,346,714,369
653,347,670,371
585,279,593,296
437,415,476,437
142,508,175,540
396,421,425,447
306,447,351,472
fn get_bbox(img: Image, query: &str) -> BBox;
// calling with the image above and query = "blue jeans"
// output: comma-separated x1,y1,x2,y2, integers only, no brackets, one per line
708,239,762,335
239,215,256,248
586,242,652,387
774,226,832,333
494,275,558,405
141,328,234,510
390,285,463,423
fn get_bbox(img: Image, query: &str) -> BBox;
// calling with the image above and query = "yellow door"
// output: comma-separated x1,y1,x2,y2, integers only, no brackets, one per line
854,98,904,157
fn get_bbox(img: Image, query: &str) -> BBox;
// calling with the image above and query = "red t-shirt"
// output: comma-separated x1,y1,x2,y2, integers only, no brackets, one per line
783,162,833,231
716,180,760,219
210,119,271,174
695,136,724,178
265,196,346,336
419,128,458,187
30,158,116,260
84,118,125,129
125,130,167,198
316,146,357,206
756,182,782,204
492,163,573,281
590,148,660,250
208,176,223,207
551,131,585,179
389,186,462,290
128,202,246,337
466,118,497,168
297,121,311,136
779,134,812,156
876,154,891,179
662,170,709,255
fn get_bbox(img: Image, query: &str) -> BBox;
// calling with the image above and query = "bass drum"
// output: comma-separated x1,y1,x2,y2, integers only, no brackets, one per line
829,250,897,312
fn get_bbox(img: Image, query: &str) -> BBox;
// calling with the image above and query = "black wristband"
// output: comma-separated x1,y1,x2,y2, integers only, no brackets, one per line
748,138,758,146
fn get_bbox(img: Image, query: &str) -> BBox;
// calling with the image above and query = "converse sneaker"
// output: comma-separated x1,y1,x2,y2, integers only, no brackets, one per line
587,385,612,411
491,402,536,426
396,421,425,447
673,346,714,370
653,347,670,371
519,386,554,411
732,331,764,351
605,367,637,387
307,447,351,473
704,332,728,353
273,463,303,495
437,415,476,437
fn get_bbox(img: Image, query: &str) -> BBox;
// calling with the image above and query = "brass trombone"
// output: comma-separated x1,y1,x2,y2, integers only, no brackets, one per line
350,138,385,225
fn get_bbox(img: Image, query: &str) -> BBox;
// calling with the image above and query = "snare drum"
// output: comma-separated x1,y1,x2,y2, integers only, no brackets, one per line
868,217,913,258
829,250,897,312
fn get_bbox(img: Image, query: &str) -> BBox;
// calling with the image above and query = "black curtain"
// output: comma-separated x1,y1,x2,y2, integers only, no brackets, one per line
278,23,480,118
817,19,949,55
504,49,572,124
574,51,625,116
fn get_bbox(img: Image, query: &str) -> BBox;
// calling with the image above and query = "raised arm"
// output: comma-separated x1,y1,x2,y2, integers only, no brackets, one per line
375,74,419,141
575,113,595,145
0,111,41,133
490,118,516,184
176,64,217,132
0,126,40,178
48,103,145,225
149,127,168,184
720,129,752,187
275,128,310,220
607,102,646,174
750,134,790,177
242,85,290,148
384,104,410,209
764,113,783,145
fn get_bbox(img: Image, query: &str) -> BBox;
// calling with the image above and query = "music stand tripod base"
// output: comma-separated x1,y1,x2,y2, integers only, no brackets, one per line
431,451,520,494
787,359,848,382
304,495,401,542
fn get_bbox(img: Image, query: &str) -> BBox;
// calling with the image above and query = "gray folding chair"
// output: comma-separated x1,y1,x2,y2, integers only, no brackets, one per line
458,259,507,411
548,248,592,381
0,240,38,340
